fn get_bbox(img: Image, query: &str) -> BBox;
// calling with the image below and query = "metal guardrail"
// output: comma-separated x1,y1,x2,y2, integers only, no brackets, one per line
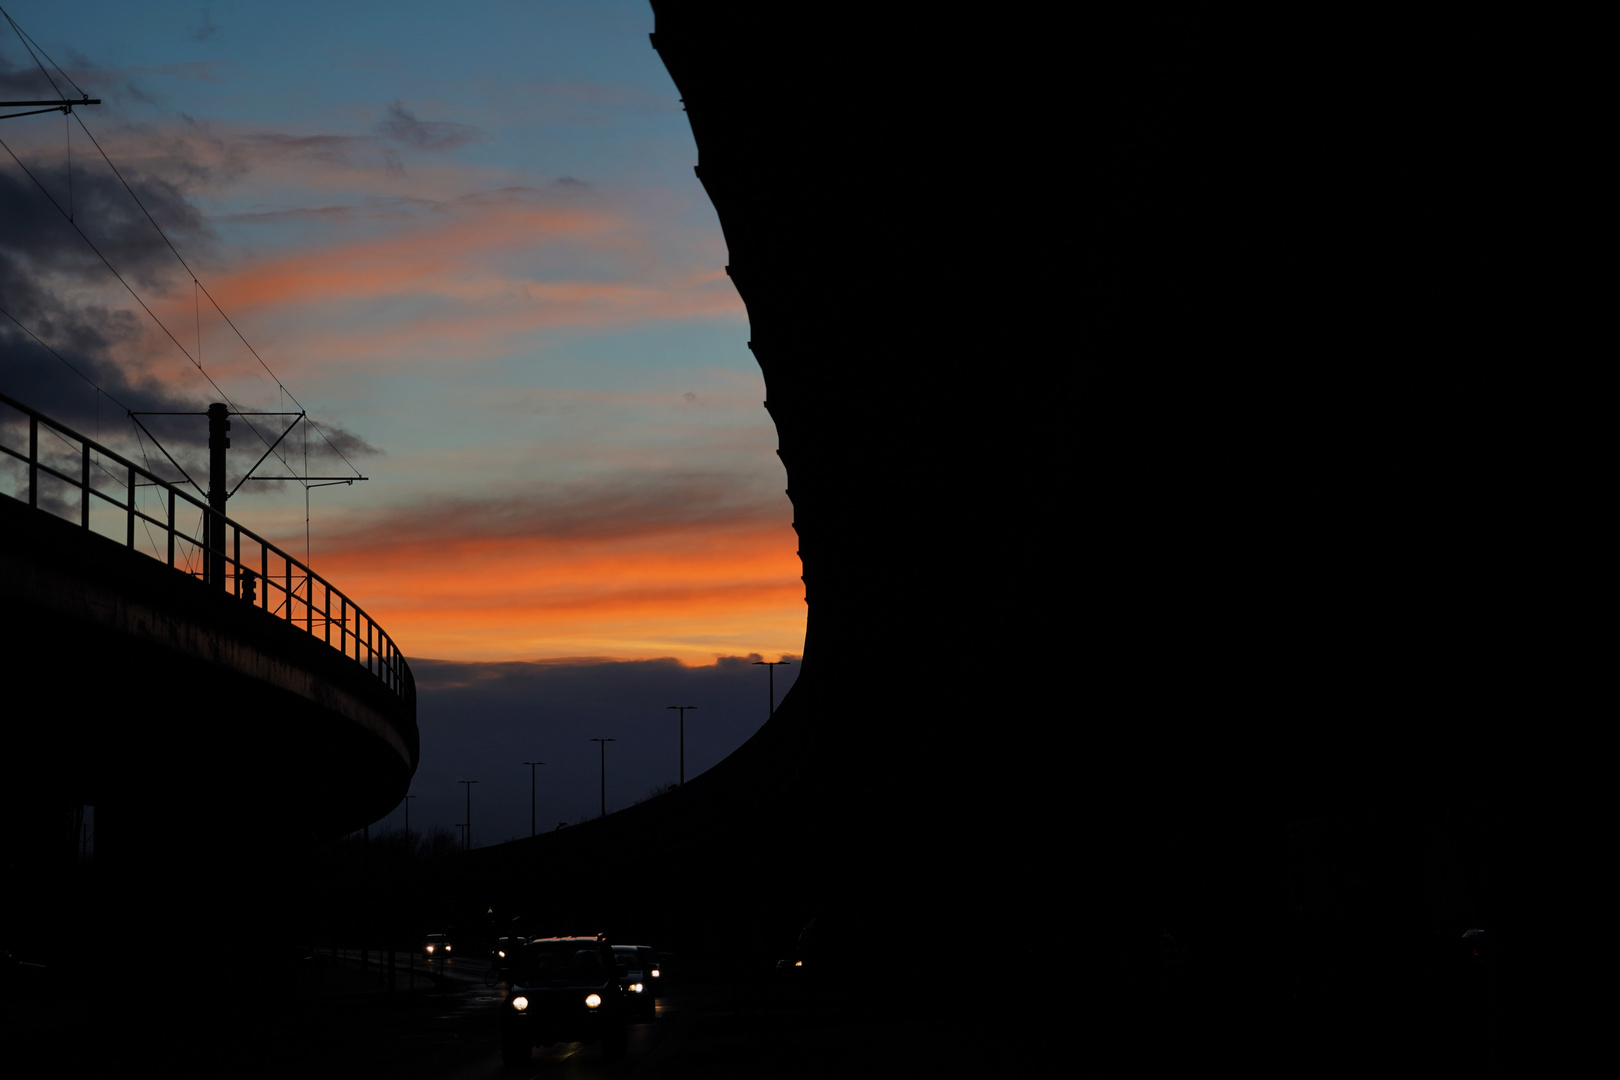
0,392,413,703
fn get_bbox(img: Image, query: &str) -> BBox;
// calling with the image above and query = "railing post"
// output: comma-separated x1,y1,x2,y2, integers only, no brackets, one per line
323,584,331,645
81,442,91,528
126,465,135,548
233,527,242,597
28,415,37,507
305,574,313,635
286,559,293,622
167,489,176,567
261,544,269,610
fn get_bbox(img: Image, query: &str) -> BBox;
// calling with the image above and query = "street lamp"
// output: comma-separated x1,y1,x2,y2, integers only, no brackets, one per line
753,658,792,719
521,761,545,838
666,706,696,786
590,738,616,819
403,793,415,855
458,780,478,850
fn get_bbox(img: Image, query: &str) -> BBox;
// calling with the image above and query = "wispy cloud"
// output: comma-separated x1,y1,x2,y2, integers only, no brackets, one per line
375,101,485,151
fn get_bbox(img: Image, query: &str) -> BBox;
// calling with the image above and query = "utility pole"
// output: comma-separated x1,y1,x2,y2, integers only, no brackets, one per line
458,780,478,850
403,794,415,855
207,402,230,590
666,706,696,786
590,738,616,819
522,762,545,837
753,659,792,718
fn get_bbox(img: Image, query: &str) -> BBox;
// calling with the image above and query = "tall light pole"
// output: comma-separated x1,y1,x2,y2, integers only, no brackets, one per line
403,794,415,854
521,761,545,837
753,659,792,718
590,738,616,819
458,780,478,850
666,706,696,786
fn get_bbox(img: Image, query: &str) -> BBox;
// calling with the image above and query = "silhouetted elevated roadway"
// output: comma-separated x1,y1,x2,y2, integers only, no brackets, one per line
0,392,416,964
405,7,1556,1074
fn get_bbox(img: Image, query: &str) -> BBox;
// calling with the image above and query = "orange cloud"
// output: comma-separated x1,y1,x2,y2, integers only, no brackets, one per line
310,518,804,665
262,474,803,664
122,193,746,375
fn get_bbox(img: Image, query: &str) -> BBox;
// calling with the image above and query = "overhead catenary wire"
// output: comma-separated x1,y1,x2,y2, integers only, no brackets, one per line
2,6,361,482
63,112,364,479
1,6,87,101
2,7,366,583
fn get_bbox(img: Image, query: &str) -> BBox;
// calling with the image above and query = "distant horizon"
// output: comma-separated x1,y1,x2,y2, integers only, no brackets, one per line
379,652,802,846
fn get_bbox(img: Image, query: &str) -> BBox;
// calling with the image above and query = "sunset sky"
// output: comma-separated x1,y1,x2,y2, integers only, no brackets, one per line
1,2,803,836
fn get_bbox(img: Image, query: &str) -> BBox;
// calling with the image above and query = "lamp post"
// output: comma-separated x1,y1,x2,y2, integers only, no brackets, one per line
753,659,792,718
403,793,415,855
665,706,696,786
457,780,478,850
521,761,545,837
590,738,616,819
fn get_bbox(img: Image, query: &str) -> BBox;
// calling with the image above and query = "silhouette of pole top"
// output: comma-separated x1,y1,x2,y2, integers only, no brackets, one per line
754,659,791,718
458,780,477,851
590,739,615,819
521,762,544,838
666,707,696,787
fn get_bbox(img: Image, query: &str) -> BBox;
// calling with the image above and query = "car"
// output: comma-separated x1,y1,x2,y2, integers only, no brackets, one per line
493,935,526,965
641,948,666,996
501,935,630,1067
611,945,659,1021
423,933,454,960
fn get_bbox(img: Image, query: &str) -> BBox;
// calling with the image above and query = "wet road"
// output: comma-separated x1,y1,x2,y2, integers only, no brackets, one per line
7,949,934,1078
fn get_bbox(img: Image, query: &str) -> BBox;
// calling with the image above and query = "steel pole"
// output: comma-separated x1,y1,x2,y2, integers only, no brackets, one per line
522,762,545,837
590,739,615,818
207,403,230,589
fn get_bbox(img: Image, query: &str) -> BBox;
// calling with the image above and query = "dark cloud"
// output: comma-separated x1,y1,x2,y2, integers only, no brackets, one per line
190,10,219,44
551,176,589,189
234,103,483,174
303,417,381,461
220,205,356,225
241,130,377,168
390,655,801,841
376,101,486,152
330,471,781,550
0,138,381,480
0,149,214,441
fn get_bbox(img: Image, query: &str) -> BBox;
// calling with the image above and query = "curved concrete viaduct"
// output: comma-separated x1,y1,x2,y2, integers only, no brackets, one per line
1,404,416,966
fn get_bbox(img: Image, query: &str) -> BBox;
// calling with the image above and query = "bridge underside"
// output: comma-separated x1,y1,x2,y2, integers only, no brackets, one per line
1,492,416,954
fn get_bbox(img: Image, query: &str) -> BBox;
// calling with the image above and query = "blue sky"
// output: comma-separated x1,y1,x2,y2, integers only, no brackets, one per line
2,2,805,839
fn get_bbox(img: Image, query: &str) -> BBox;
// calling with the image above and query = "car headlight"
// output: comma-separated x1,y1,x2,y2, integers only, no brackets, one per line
426,945,435,953
498,950,506,959
511,996,528,1011
651,969,660,977
445,945,452,952
630,982,644,993
794,960,803,967
585,994,602,1009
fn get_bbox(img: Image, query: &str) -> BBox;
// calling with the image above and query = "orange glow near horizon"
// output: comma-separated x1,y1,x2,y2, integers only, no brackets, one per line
307,516,805,665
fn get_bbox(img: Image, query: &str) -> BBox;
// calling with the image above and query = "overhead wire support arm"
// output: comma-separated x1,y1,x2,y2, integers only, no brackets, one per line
126,412,204,497
0,100,98,121
242,477,366,484
227,413,305,499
